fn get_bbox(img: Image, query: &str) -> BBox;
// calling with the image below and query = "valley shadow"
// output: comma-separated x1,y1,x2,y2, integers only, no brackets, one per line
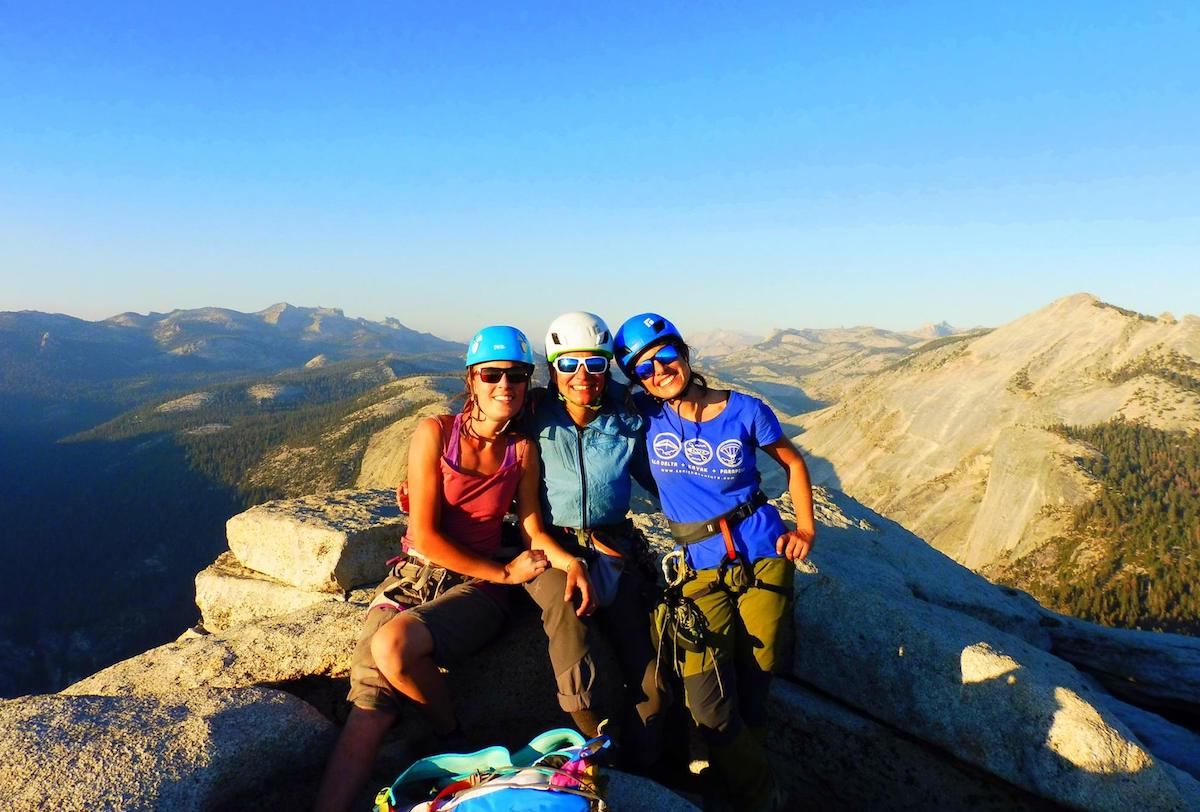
742,379,829,417
755,445,843,495
0,430,240,696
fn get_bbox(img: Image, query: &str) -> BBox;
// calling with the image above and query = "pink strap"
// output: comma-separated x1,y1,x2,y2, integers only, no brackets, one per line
445,413,464,467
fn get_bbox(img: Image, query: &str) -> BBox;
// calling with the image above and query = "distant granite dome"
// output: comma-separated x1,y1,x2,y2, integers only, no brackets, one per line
797,291,1200,573
688,328,761,358
910,320,958,340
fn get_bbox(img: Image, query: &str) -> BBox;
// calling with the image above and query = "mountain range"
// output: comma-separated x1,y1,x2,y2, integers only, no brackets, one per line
699,322,974,414
0,303,462,437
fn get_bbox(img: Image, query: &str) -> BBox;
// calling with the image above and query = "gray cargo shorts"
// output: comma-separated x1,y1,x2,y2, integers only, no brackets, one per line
346,576,510,713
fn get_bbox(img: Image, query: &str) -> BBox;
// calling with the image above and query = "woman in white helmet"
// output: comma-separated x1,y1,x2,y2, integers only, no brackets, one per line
522,311,668,771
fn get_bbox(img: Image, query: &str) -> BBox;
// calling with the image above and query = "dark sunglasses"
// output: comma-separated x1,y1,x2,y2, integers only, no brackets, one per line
476,366,533,384
553,355,610,376
634,344,681,380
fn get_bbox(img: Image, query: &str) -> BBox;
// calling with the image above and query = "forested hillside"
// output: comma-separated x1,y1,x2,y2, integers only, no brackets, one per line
0,358,460,696
73,358,459,503
992,419,1200,635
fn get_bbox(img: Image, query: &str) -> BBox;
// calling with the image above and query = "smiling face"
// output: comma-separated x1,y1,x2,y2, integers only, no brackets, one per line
552,350,607,409
469,360,530,422
631,341,689,400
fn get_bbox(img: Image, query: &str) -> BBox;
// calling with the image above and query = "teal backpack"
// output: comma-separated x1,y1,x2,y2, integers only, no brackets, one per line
374,728,610,812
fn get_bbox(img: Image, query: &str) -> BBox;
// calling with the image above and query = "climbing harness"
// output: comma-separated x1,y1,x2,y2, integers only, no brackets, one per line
666,490,790,598
372,551,464,610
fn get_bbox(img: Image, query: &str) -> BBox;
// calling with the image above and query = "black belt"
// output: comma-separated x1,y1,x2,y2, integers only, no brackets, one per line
554,521,635,558
667,490,769,546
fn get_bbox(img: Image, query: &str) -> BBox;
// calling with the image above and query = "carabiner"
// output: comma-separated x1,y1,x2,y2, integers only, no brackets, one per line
661,549,690,588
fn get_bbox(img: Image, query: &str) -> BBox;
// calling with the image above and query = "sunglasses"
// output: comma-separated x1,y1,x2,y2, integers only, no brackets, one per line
633,344,681,380
553,355,610,376
476,366,533,384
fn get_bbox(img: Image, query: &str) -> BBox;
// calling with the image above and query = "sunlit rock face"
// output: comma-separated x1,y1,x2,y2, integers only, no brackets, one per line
224,488,404,592
0,688,335,811
5,483,1196,811
796,293,1200,570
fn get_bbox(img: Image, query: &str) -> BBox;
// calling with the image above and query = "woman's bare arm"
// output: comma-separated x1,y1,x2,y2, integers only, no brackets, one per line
515,441,594,615
762,435,816,561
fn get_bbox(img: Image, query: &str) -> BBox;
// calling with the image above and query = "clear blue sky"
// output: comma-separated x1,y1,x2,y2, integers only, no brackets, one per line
2,2,1197,341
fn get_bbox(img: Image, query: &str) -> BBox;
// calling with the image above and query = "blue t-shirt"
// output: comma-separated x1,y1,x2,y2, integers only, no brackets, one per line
635,390,788,569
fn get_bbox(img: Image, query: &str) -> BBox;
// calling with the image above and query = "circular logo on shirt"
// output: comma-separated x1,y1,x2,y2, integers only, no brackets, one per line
683,438,713,466
716,440,744,467
653,432,682,460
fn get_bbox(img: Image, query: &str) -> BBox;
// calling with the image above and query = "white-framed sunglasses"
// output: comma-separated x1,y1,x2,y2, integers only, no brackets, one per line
553,355,610,375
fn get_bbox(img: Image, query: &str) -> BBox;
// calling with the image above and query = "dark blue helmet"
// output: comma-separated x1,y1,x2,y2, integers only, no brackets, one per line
614,313,682,376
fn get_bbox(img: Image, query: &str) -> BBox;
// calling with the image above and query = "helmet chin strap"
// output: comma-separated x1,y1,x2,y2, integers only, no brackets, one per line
557,391,603,411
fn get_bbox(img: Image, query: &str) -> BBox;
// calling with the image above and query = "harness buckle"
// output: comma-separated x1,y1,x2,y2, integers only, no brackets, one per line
573,527,591,550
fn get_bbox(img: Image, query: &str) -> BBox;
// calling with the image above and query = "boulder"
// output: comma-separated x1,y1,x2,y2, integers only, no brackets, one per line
1045,616,1200,715
195,551,374,632
51,484,1200,811
0,688,334,812
789,499,1200,810
1091,687,1200,781
63,593,601,747
225,489,404,592
64,601,366,696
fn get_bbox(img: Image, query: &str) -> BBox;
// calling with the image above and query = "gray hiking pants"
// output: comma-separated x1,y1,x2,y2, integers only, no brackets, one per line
523,563,667,767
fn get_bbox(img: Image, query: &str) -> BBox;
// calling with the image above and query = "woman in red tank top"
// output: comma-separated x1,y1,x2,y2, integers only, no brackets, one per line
317,326,594,812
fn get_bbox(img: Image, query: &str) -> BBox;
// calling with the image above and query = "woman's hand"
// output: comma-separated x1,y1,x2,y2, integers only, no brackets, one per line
565,558,595,618
502,549,549,584
776,527,815,561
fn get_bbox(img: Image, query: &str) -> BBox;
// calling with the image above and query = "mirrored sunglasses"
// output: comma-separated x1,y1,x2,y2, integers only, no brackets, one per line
476,366,533,384
553,355,610,376
634,344,681,380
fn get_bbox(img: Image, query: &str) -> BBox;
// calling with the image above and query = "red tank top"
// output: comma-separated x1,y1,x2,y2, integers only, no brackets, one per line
405,413,524,558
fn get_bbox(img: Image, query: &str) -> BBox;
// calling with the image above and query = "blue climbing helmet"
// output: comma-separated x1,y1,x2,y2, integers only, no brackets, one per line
614,313,682,376
465,325,534,367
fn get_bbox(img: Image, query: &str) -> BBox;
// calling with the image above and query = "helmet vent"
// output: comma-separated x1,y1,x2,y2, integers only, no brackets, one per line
550,332,560,345
600,330,610,343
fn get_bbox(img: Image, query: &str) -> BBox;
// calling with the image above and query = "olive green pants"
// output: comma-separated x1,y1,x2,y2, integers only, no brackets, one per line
680,556,794,810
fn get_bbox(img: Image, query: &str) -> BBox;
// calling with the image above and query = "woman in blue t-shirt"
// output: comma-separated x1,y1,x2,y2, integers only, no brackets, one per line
614,312,816,812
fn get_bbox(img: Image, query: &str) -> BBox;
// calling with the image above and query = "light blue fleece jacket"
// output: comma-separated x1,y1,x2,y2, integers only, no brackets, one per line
527,384,655,529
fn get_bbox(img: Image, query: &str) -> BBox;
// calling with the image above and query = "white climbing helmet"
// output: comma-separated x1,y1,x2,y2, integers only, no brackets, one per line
544,311,615,362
